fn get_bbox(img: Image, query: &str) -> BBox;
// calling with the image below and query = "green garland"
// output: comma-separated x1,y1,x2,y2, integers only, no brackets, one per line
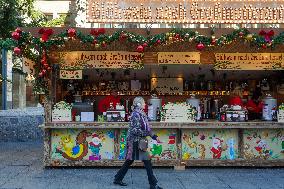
2,27,284,95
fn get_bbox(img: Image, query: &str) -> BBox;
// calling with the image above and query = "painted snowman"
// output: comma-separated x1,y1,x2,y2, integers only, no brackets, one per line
89,133,102,160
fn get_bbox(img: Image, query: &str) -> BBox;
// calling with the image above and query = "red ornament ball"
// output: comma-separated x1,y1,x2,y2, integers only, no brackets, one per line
136,45,144,53
15,28,22,34
90,29,99,36
12,32,20,40
13,47,21,55
67,28,76,38
120,33,128,41
38,72,43,77
142,43,148,47
156,39,161,44
196,43,205,51
42,69,47,75
38,28,45,34
262,44,267,49
98,28,106,35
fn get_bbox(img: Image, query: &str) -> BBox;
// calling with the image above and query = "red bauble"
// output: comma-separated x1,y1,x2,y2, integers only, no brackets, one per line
156,39,161,44
90,29,99,36
142,43,148,47
175,34,180,39
38,72,43,77
15,28,22,33
239,32,244,37
98,28,106,35
41,34,49,42
120,33,127,41
259,30,266,36
211,39,216,45
42,69,47,75
268,30,274,36
101,42,107,48
262,44,267,49
38,28,45,34
47,67,52,71
43,64,49,68
67,28,76,38
93,39,97,44
45,29,54,36
196,43,205,51
13,47,21,55
12,32,20,40
136,45,144,53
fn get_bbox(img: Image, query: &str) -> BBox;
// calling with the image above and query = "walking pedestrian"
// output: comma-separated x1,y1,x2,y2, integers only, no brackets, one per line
113,96,163,189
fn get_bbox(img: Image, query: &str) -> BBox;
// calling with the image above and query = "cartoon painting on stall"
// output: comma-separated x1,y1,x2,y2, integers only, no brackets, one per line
118,129,178,160
243,129,284,160
51,129,115,161
182,129,238,160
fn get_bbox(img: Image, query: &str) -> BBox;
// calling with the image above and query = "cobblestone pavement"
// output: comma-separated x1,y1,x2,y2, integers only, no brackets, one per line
0,142,283,189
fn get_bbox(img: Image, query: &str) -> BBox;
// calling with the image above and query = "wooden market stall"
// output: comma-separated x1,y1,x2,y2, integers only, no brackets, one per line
17,28,284,167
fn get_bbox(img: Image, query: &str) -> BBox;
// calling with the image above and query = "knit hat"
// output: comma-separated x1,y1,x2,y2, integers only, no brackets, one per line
131,96,145,110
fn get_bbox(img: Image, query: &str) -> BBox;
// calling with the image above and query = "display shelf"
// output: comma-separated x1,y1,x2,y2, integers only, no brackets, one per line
80,90,230,96
41,121,284,129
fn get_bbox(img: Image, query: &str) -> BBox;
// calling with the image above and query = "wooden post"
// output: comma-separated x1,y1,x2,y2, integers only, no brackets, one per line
238,129,244,159
175,128,185,170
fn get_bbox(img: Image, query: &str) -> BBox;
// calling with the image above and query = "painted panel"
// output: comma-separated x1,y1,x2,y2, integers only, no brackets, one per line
118,129,178,160
51,129,115,161
182,129,239,160
243,129,284,160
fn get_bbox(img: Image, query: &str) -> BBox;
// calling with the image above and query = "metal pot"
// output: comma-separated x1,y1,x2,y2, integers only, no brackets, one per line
262,94,277,121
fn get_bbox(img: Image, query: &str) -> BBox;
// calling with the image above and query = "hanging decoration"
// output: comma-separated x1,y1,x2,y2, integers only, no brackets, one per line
1,27,284,95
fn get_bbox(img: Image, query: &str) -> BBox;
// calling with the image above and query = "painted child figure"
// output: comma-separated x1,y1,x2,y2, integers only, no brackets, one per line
89,133,102,160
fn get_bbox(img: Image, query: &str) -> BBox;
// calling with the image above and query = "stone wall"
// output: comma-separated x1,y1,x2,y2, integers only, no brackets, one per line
0,107,44,142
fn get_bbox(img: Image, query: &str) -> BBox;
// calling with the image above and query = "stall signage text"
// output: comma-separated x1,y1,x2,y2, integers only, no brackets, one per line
87,0,284,24
158,52,200,65
58,51,143,69
214,53,284,70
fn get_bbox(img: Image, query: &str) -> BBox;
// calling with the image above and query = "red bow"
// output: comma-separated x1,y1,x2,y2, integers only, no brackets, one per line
259,30,274,43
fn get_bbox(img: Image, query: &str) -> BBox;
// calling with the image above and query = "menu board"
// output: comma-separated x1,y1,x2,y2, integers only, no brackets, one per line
214,53,284,70
158,52,200,65
151,78,183,94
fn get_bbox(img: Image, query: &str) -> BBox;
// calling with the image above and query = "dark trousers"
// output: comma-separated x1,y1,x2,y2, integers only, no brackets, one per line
114,159,158,186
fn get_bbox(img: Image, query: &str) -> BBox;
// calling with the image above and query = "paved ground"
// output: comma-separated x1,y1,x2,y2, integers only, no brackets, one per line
0,142,283,189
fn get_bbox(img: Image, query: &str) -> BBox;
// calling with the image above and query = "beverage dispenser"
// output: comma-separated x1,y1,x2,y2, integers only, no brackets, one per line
262,94,277,121
148,96,162,121
186,95,201,121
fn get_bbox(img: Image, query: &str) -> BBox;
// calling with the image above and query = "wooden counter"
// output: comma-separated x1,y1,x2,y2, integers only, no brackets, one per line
41,121,284,167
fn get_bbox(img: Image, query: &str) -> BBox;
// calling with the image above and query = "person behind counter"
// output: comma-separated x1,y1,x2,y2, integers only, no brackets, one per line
98,89,121,113
246,88,263,120
113,97,163,189
229,86,243,106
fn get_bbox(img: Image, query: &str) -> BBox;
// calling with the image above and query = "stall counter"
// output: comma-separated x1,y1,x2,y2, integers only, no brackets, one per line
40,122,284,167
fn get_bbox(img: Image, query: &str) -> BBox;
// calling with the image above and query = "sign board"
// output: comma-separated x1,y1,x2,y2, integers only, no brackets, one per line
158,52,200,65
151,78,183,94
86,0,284,24
60,70,82,79
214,53,284,70
58,51,143,70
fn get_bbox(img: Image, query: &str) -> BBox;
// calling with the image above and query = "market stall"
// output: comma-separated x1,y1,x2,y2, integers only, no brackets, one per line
12,28,284,167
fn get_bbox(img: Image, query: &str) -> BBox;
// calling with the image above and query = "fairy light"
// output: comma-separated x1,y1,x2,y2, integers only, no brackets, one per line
87,0,284,24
